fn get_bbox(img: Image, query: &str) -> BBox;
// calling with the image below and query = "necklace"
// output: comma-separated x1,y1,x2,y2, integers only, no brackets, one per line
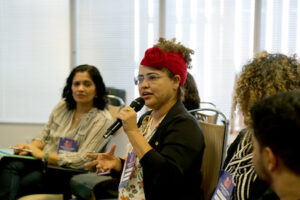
142,114,165,138
73,111,84,122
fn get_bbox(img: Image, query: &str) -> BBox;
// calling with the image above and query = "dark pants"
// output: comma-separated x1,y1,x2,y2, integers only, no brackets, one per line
0,157,78,200
70,173,119,200
0,157,44,200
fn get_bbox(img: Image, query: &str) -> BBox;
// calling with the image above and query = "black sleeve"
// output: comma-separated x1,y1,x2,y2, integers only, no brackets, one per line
110,158,125,179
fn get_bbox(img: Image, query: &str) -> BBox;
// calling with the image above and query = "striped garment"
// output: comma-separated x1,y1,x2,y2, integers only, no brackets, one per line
224,129,257,200
34,99,113,169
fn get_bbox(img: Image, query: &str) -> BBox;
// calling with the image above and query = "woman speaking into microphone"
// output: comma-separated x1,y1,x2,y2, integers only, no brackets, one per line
85,38,205,200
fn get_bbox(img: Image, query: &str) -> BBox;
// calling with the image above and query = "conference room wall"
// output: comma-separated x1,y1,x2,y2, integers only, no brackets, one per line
0,123,43,148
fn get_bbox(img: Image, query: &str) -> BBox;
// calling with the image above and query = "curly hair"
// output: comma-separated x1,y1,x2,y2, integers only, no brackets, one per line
154,37,194,68
62,64,108,110
233,52,300,125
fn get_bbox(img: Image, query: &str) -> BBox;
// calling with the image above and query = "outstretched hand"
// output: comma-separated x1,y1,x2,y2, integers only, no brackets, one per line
85,144,122,173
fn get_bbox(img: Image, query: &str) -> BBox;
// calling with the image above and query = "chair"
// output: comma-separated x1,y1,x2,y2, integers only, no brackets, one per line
200,101,216,108
189,102,219,124
106,87,126,105
189,108,217,124
189,108,229,200
107,95,125,121
107,94,125,107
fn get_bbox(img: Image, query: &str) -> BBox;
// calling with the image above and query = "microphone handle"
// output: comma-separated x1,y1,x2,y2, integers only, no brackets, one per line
103,119,122,139
103,103,143,139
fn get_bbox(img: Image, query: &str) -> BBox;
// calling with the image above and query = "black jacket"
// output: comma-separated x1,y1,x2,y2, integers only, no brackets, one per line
138,100,205,200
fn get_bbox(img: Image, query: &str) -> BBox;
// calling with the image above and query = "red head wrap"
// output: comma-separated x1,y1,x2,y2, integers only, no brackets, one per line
140,47,187,85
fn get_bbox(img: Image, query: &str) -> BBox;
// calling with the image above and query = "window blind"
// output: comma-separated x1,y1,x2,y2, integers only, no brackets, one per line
0,0,70,123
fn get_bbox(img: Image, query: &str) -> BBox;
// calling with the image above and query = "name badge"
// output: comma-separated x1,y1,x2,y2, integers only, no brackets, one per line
58,137,78,154
211,170,234,200
119,151,136,188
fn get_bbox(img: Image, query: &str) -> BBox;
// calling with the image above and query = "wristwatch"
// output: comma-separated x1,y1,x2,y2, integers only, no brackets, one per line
42,152,49,163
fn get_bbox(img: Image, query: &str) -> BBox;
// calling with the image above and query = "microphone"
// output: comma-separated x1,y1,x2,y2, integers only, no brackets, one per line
103,97,145,138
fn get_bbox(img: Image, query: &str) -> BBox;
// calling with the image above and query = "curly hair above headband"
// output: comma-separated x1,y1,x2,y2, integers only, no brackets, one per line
154,37,194,68
233,52,300,125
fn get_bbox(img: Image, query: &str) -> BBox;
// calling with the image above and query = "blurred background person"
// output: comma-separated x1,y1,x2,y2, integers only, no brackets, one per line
0,64,113,200
222,52,300,200
251,90,300,200
182,72,201,111
85,38,205,200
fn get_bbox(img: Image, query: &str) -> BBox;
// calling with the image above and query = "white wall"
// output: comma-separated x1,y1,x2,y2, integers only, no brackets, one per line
0,123,44,148
0,0,70,123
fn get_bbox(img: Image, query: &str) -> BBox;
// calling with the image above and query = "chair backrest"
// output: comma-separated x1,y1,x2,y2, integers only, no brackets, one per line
107,95,125,121
107,94,125,107
195,102,219,123
200,101,216,108
199,121,225,200
189,108,229,200
106,87,126,104
193,112,216,124
189,108,218,124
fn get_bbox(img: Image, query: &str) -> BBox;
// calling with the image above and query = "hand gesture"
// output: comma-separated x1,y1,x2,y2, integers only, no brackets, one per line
85,144,122,173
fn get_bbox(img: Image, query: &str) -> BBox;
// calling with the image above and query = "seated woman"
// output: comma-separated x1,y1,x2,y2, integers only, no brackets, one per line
182,72,201,111
0,64,113,200
222,52,300,200
85,38,205,200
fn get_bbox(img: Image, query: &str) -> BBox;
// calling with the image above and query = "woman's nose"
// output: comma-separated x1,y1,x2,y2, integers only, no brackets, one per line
140,79,150,88
78,84,85,90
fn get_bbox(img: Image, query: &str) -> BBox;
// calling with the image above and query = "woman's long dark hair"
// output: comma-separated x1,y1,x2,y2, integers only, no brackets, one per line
62,64,108,110
183,72,200,110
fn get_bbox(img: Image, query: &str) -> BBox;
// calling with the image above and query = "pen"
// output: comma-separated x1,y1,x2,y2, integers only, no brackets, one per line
97,171,110,176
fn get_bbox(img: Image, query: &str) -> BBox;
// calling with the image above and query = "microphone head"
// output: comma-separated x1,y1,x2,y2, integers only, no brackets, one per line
130,97,145,112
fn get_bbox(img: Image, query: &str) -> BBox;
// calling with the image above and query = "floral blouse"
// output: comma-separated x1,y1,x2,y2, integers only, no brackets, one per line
118,114,161,200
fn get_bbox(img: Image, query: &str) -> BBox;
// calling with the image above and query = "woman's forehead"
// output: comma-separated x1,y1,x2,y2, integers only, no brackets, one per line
73,71,92,81
138,65,164,75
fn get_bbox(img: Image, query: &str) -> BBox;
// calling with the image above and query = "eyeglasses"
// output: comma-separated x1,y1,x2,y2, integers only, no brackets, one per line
134,74,163,85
